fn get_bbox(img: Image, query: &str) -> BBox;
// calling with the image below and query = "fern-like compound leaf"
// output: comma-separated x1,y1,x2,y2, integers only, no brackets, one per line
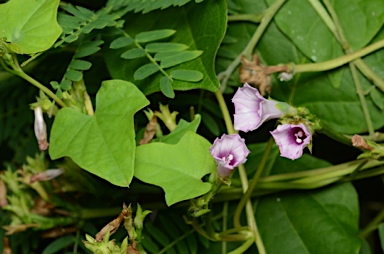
106,0,205,14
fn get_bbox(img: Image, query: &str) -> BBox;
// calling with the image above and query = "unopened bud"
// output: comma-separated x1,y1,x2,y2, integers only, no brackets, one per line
30,169,64,184
278,72,293,82
34,107,49,150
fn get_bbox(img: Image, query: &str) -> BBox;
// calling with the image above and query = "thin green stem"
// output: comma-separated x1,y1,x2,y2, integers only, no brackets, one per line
350,63,375,135
14,69,67,108
234,138,274,228
360,208,384,238
214,90,265,253
227,236,255,254
307,0,384,91
292,39,384,74
221,202,228,254
259,159,381,182
214,91,235,134
307,0,339,40
320,0,374,135
218,0,287,92
228,13,263,23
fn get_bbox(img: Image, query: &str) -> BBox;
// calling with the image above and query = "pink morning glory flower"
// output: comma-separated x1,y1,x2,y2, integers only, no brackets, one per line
270,123,312,160
232,84,285,132
210,134,250,178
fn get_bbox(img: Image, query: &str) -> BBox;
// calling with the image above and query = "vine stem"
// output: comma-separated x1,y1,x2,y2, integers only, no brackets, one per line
228,14,263,23
360,208,384,238
307,0,384,92
234,138,274,228
320,0,374,135
291,39,384,74
218,0,287,92
214,91,266,254
1,56,67,108
15,69,67,108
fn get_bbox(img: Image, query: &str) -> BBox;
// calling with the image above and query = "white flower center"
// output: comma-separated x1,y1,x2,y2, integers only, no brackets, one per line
222,154,234,164
295,130,304,143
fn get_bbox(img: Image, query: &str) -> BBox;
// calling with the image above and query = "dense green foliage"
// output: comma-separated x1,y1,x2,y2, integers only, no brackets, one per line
1,0,384,253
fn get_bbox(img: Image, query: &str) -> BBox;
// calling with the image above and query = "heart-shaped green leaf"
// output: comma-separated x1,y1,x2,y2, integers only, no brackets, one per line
0,0,62,54
49,80,149,187
134,131,215,206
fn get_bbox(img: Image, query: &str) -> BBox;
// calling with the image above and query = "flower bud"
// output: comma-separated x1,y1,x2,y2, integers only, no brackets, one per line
30,169,64,184
34,107,49,150
209,134,250,178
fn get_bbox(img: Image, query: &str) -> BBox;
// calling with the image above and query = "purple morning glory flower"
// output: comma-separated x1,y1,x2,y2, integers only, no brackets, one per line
210,134,250,178
232,84,285,132
270,123,312,160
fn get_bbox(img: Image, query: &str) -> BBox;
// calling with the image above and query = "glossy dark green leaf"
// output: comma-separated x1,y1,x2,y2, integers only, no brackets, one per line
160,76,175,98
170,70,203,82
134,63,160,80
121,48,147,59
331,0,384,50
253,18,384,134
256,183,361,254
145,42,189,52
135,29,176,43
110,36,134,49
247,143,361,254
69,60,92,70
370,86,384,110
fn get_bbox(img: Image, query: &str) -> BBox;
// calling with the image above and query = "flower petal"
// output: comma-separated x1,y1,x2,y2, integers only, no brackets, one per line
210,134,250,177
232,84,284,132
270,123,312,160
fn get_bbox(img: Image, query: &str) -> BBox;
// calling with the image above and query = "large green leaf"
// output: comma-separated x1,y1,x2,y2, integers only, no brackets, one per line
134,131,215,206
0,0,62,54
330,0,384,50
256,183,361,254
247,17,384,134
49,80,149,187
258,0,384,134
248,143,361,253
104,0,226,95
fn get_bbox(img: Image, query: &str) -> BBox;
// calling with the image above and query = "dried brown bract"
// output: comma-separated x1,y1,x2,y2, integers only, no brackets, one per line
95,203,129,242
0,177,7,207
352,135,374,150
239,55,290,96
239,55,271,96
139,115,157,145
